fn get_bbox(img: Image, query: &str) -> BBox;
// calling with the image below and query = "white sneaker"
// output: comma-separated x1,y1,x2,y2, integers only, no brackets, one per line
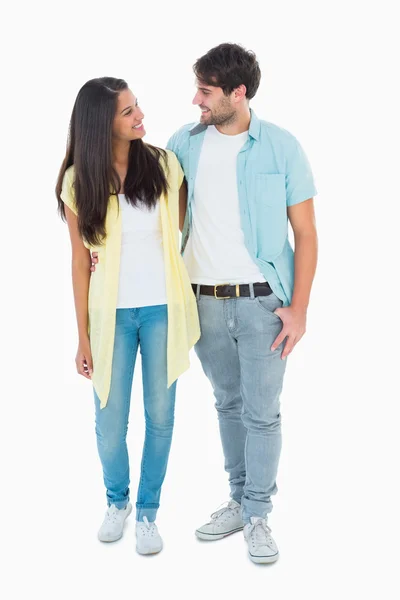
195,499,244,541
243,517,279,564
98,503,132,542
136,517,163,555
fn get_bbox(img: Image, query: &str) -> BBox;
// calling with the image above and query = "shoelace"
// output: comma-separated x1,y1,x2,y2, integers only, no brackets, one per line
104,506,119,524
210,501,238,521
139,516,157,536
143,516,151,530
248,519,274,548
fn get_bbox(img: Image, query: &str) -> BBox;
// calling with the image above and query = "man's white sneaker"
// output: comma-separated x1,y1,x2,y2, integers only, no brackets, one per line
136,517,163,555
195,499,244,541
98,503,132,542
243,516,279,564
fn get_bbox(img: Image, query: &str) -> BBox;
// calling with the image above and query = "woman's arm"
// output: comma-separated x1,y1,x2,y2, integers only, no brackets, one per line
64,205,93,378
179,179,188,233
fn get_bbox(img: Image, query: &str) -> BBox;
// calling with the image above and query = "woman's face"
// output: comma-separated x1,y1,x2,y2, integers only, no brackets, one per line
113,88,145,142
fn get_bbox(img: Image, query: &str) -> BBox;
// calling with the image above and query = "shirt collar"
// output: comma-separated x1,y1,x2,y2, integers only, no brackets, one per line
248,109,260,141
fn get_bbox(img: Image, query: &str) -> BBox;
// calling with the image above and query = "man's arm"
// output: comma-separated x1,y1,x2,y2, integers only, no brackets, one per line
166,129,180,154
288,198,318,311
91,155,188,269
179,180,187,233
271,198,318,358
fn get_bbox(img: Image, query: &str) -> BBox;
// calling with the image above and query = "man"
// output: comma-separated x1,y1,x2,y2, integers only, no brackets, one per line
167,43,317,564
92,43,318,564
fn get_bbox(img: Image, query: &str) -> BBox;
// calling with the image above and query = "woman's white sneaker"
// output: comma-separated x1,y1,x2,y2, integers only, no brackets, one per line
98,503,132,542
195,499,244,540
136,517,163,555
243,517,279,564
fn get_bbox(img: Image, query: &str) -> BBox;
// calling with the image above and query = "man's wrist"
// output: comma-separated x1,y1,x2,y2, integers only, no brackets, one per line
290,301,308,314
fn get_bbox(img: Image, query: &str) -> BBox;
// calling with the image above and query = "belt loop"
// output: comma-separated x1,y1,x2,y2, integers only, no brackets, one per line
195,284,201,300
249,282,255,299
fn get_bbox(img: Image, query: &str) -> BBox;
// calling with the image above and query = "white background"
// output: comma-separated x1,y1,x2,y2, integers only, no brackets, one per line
2,0,399,598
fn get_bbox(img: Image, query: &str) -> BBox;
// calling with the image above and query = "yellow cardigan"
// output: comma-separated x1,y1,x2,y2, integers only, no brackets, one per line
61,150,200,408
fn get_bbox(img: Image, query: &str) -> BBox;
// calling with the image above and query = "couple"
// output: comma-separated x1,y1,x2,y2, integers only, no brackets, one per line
56,43,318,564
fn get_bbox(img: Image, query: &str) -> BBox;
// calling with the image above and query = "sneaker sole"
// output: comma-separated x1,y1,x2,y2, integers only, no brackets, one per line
98,503,133,543
136,544,163,555
248,551,279,564
195,526,244,541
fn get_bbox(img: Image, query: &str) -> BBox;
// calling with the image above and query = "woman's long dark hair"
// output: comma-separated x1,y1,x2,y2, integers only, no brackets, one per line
56,77,168,246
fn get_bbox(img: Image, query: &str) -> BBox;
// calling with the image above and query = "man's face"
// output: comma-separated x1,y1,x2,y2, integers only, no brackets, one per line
192,80,236,126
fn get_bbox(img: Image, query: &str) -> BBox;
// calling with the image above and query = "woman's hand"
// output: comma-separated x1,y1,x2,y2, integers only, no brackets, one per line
75,338,93,379
90,252,99,272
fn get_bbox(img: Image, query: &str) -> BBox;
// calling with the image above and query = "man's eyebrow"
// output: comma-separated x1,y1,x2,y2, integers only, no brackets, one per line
198,86,212,92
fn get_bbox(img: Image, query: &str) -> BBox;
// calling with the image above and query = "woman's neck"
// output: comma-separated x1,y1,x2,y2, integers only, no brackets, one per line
112,139,130,168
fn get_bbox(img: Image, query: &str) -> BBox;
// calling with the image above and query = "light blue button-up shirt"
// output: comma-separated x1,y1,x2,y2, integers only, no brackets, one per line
167,110,317,306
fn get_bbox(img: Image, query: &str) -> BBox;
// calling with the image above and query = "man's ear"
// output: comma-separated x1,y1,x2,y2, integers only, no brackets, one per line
233,84,247,102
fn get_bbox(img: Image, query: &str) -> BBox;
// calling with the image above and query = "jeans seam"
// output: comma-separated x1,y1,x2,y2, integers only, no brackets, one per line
137,435,147,505
110,312,137,505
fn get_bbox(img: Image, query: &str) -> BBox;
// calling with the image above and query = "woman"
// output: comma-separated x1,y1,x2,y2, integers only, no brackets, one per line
56,77,200,555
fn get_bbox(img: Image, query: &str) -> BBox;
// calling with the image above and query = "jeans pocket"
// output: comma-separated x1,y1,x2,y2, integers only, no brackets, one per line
254,293,283,321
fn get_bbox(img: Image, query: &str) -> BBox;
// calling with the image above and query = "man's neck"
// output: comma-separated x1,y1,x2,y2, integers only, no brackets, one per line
215,107,251,136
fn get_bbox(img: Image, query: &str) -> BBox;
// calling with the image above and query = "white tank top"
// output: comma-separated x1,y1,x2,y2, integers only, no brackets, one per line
116,195,167,308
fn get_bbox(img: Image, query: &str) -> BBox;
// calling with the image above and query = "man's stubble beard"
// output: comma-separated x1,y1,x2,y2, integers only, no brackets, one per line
206,97,236,127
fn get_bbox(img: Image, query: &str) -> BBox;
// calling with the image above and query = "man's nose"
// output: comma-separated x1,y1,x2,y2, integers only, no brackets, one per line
192,92,201,105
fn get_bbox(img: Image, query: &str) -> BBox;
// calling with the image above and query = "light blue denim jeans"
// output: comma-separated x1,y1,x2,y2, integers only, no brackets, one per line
93,305,176,522
193,285,287,524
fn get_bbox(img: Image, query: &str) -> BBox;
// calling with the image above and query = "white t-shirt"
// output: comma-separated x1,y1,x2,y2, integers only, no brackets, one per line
116,195,167,308
184,125,266,284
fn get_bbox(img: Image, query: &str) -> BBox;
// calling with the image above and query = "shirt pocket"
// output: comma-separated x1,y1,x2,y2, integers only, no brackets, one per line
255,173,287,260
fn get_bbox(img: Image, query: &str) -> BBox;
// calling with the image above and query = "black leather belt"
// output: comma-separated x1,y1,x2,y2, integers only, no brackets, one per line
192,282,272,299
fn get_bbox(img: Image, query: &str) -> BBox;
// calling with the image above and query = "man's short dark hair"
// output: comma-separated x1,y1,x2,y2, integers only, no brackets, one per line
193,43,261,100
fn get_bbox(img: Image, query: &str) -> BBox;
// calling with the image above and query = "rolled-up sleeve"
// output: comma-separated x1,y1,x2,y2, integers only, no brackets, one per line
285,138,317,207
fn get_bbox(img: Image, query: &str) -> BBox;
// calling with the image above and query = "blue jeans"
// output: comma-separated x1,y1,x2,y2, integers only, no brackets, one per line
93,305,176,522
193,286,287,524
